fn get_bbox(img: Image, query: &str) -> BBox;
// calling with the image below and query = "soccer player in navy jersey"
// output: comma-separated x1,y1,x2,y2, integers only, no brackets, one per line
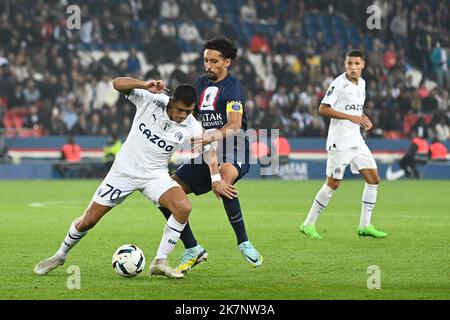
159,36,263,272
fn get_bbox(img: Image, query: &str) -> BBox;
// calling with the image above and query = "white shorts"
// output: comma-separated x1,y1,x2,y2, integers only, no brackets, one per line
326,143,377,180
92,167,180,207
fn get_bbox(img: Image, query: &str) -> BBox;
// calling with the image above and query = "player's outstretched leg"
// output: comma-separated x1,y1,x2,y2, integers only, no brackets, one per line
300,183,335,239
34,219,88,275
159,207,208,273
222,196,263,267
34,202,110,275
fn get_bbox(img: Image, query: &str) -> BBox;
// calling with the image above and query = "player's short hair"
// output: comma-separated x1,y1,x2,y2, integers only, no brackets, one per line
172,84,196,106
345,49,365,60
204,36,238,60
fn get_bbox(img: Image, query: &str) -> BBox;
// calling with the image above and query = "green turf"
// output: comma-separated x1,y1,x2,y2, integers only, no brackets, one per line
0,179,449,300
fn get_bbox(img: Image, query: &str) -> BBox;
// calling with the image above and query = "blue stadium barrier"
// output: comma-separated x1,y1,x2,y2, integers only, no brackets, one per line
247,160,450,180
2,137,450,179
0,164,55,179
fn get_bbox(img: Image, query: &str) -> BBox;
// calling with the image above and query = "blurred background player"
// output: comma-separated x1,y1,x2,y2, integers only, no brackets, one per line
158,36,263,272
387,134,447,180
34,79,235,279
300,50,387,240
102,133,122,172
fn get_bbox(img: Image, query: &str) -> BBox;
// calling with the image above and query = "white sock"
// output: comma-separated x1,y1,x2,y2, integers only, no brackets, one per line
304,184,334,225
360,183,378,228
156,215,186,260
56,220,88,260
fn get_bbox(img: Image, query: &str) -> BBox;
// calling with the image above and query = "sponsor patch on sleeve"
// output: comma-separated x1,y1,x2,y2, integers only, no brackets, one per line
226,101,243,113
326,86,335,96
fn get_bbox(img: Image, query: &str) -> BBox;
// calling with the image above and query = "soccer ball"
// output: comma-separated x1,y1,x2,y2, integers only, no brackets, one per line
112,244,145,277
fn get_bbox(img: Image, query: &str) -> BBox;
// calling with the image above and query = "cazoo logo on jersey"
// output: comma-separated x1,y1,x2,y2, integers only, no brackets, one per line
139,123,174,152
345,104,363,111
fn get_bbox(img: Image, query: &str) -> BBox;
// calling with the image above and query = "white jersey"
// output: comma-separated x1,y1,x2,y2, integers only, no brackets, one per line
112,89,203,178
321,73,366,151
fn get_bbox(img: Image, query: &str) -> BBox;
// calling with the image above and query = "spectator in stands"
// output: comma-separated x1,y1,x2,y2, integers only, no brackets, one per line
438,90,449,111
384,43,398,70
85,113,102,136
48,108,67,135
409,115,430,139
433,116,450,141
219,16,238,41
257,0,277,25
430,41,450,91
98,47,116,74
250,31,271,54
178,18,203,52
61,101,79,133
270,85,290,110
23,105,41,129
240,0,258,23
126,47,141,76
390,8,408,53
422,88,439,113
200,0,219,21
22,79,41,106
160,0,180,20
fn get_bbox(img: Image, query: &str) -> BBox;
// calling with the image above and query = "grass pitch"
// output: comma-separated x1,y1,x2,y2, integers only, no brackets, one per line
0,179,449,300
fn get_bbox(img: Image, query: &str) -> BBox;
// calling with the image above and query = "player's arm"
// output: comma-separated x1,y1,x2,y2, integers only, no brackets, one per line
205,111,242,144
319,104,372,130
196,99,244,146
112,77,168,95
205,145,238,200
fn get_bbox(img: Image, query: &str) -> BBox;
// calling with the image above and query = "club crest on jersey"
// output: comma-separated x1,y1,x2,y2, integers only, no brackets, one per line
160,120,172,132
327,86,335,96
174,131,184,142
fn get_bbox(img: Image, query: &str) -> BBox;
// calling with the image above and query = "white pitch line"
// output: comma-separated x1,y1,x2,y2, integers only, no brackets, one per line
28,200,80,208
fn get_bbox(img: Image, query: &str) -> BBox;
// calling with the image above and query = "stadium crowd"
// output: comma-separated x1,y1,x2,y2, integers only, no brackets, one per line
0,0,449,141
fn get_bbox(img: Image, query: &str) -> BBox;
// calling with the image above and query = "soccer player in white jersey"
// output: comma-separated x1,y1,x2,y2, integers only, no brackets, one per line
300,49,387,239
34,78,236,279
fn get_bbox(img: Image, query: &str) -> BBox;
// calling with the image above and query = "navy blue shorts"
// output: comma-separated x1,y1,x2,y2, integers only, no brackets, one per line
175,157,250,196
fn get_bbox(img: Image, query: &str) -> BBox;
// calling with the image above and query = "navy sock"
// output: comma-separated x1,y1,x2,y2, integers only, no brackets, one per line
221,196,248,245
158,207,197,249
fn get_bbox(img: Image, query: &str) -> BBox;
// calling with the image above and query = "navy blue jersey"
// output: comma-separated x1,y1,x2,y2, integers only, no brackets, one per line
195,74,249,165
195,74,247,131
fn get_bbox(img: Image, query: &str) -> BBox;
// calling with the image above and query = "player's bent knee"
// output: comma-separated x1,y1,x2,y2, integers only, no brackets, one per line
173,200,191,217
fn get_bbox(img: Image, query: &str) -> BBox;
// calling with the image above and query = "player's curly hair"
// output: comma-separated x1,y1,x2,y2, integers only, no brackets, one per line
204,36,238,60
